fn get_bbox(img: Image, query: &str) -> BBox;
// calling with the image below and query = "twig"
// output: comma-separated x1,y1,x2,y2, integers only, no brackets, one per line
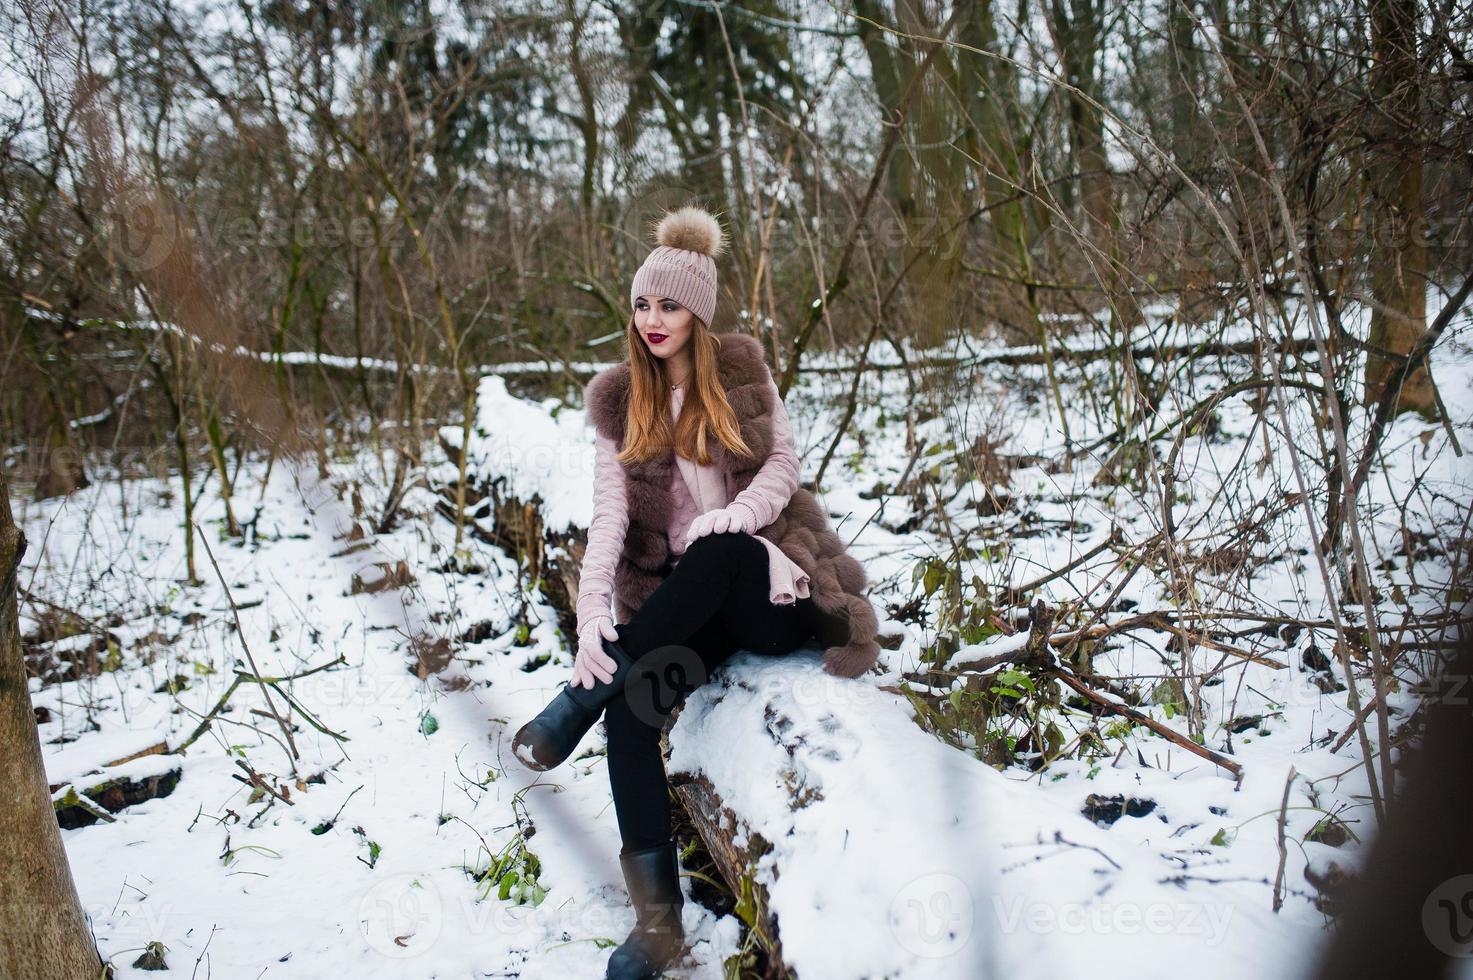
231,759,294,806
171,674,247,755
194,521,299,767
1054,668,1244,777
1329,695,1382,754
939,610,1285,676
1273,766,1297,912
996,528,1123,604
169,655,348,755
1051,830,1122,870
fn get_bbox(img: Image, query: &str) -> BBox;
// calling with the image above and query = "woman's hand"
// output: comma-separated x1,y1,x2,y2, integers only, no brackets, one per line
570,615,621,689
683,504,756,547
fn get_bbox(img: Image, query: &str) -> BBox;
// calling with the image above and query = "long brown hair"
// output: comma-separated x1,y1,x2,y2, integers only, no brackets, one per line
617,315,755,466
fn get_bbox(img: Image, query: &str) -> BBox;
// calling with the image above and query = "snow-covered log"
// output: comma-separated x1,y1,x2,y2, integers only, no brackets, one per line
436,375,605,637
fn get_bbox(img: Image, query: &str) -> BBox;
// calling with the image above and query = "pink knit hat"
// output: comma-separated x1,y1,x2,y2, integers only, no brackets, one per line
629,206,727,328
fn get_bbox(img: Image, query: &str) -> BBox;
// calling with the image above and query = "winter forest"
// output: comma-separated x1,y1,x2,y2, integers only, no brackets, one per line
2,0,1471,977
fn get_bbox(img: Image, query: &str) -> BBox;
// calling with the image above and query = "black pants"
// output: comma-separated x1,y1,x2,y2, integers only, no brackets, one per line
604,530,822,855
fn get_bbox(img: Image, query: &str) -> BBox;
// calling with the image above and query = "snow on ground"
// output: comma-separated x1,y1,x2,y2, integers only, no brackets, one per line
23,456,746,978
17,300,1473,978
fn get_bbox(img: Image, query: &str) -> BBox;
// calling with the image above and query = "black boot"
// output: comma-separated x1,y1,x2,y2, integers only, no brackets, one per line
513,634,635,771
607,840,686,980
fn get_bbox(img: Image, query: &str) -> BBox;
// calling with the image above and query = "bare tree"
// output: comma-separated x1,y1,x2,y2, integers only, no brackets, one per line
1364,0,1435,415
0,475,105,979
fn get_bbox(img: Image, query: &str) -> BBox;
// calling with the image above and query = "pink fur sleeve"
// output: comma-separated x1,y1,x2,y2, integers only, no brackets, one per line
575,431,629,631
726,376,802,533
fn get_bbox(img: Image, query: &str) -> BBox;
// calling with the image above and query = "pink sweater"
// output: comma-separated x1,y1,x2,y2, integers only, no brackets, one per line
576,380,812,633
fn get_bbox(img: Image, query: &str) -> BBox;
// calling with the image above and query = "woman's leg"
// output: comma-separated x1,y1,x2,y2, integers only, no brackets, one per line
616,530,814,660
605,531,825,853
604,617,736,853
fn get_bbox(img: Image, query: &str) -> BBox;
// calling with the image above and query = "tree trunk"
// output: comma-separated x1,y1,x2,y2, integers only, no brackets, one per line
854,0,918,217
856,0,970,350
1364,0,1433,414
0,476,106,979
1168,0,1201,169
1048,0,1142,339
957,0,1058,418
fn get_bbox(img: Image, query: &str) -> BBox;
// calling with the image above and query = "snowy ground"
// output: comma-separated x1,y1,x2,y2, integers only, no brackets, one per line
17,306,1473,978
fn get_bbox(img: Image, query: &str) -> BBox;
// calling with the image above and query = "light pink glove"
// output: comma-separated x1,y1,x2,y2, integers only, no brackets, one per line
683,503,757,548
570,615,620,690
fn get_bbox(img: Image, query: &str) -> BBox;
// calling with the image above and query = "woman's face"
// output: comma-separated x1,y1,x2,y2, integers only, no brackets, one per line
633,295,696,364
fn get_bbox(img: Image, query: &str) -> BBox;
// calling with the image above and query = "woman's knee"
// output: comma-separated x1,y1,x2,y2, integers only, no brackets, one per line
681,528,761,568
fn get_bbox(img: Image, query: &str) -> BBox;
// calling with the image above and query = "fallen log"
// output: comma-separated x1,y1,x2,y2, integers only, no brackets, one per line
648,649,1020,980
52,762,182,829
657,673,805,980
798,334,1320,373
655,650,895,979
663,765,789,978
435,428,584,643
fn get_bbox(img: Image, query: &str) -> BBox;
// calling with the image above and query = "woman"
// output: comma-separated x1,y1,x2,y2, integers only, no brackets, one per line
513,205,879,980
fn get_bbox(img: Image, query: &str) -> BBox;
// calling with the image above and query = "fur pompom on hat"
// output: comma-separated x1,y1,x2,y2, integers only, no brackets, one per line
630,205,726,328
653,205,726,257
